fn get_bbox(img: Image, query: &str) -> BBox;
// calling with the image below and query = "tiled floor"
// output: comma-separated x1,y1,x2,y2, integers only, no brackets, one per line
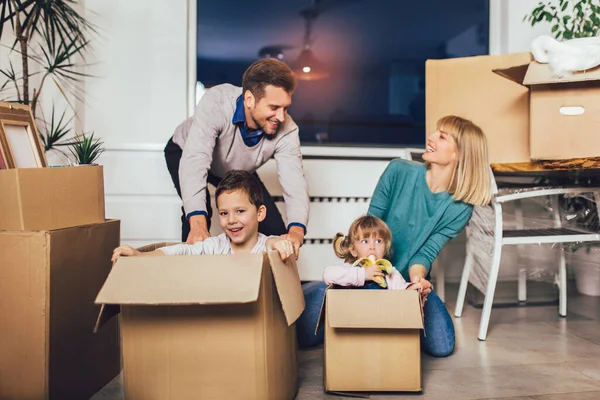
91,283,600,399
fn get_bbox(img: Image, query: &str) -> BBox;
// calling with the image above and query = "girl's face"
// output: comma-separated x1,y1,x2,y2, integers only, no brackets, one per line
350,234,386,260
423,129,458,166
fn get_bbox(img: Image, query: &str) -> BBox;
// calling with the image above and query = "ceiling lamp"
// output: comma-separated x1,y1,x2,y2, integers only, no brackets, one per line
292,7,329,81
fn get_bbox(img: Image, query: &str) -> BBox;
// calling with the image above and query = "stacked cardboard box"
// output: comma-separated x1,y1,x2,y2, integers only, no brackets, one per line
426,53,600,163
0,165,121,399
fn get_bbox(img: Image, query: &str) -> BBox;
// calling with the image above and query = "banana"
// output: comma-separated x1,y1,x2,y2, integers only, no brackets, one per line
352,257,394,288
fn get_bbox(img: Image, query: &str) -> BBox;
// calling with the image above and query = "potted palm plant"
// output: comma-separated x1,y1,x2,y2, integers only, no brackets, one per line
0,0,96,162
69,132,104,165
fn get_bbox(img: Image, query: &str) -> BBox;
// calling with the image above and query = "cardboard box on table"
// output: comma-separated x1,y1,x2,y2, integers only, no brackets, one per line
321,288,424,394
95,248,305,400
494,60,600,160
0,166,105,230
0,220,121,400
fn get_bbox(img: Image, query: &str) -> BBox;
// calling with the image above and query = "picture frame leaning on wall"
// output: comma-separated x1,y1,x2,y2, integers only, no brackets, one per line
0,101,47,169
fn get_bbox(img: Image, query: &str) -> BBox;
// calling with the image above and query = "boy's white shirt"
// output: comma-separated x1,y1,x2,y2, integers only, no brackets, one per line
158,233,269,255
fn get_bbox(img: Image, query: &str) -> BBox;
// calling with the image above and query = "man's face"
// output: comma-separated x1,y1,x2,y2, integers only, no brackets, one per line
245,85,292,135
216,190,266,249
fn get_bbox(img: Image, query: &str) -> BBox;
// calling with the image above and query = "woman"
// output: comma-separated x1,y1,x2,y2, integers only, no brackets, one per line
297,115,491,357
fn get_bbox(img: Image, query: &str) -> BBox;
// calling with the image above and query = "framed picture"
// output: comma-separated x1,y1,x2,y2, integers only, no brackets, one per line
0,101,47,168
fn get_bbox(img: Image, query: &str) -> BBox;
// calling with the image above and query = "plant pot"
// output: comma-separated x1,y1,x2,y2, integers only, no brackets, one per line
45,148,72,167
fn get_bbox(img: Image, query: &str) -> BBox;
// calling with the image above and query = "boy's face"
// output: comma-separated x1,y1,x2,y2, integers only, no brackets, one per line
216,190,266,247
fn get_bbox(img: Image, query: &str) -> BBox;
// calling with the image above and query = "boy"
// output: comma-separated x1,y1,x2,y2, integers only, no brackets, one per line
112,170,295,261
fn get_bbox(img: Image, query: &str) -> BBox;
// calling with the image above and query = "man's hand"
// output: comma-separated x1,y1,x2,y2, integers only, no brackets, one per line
281,225,304,259
187,215,210,244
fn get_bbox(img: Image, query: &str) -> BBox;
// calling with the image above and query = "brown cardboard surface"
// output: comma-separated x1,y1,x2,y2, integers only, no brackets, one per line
96,254,264,305
524,62,600,86
96,250,301,400
323,288,423,393
0,166,105,231
267,250,305,325
529,84,600,159
0,220,121,400
327,290,423,329
0,232,49,400
426,53,532,164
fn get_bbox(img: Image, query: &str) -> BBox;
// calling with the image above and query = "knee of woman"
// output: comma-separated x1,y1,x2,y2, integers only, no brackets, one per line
423,335,455,358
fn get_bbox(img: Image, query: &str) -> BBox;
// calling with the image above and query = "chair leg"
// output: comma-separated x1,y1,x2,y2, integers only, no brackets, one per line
514,200,527,302
478,237,503,341
455,251,473,318
435,259,445,303
558,250,567,317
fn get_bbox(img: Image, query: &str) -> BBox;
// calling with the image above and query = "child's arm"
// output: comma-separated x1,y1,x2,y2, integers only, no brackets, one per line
386,268,423,291
111,245,165,263
265,236,295,260
323,264,383,286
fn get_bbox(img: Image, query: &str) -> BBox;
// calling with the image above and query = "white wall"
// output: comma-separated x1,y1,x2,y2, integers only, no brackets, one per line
81,0,195,145
489,0,555,55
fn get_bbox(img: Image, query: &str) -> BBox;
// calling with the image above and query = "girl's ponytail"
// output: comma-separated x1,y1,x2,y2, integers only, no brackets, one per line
333,232,351,260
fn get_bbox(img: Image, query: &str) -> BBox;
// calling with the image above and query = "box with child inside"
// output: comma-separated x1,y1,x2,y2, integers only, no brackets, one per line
95,249,304,400
315,215,425,394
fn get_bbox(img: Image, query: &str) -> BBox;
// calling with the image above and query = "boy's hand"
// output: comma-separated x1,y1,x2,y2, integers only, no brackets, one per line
364,265,384,282
111,245,141,263
271,238,295,261
281,226,304,259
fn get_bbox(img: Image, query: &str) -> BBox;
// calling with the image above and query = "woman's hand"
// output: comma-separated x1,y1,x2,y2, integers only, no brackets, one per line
411,275,433,301
111,245,141,263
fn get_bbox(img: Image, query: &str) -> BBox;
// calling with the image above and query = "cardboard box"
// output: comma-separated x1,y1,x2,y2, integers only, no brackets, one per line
494,61,600,160
322,288,424,393
426,53,532,164
0,165,105,231
95,250,305,400
0,220,121,400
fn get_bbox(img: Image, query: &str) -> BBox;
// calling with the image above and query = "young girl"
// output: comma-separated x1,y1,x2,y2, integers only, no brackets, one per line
296,215,421,348
323,215,420,291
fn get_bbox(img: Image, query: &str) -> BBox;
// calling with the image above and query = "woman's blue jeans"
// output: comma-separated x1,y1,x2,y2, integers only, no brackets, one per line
296,281,455,357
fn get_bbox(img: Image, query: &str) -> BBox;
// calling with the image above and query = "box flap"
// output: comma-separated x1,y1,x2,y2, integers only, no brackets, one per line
493,64,530,86
267,250,305,326
523,61,600,85
95,254,264,306
327,289,423,329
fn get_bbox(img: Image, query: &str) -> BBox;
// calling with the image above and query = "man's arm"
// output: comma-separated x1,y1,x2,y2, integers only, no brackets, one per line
273,130,309,256
179,89,228,243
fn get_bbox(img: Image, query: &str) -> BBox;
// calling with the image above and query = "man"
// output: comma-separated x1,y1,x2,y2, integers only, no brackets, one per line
164,58,309,255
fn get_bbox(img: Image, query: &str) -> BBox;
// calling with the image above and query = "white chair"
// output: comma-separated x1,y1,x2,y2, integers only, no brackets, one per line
454,173,600,341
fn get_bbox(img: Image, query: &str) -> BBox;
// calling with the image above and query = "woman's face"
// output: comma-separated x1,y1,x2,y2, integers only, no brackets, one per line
422,129,458,166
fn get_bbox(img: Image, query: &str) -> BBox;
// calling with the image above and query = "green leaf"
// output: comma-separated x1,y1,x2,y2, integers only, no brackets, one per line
564,30,574,39
552,24,559,32
561,1,569,11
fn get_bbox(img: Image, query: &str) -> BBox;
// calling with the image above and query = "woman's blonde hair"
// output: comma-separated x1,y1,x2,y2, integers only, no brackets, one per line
434,115,492,206
333,215,392,263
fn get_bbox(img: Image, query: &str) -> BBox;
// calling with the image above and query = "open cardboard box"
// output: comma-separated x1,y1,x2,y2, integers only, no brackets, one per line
493,60,600,160
0,220,121,400
95,249,305,400
319,287,424,394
